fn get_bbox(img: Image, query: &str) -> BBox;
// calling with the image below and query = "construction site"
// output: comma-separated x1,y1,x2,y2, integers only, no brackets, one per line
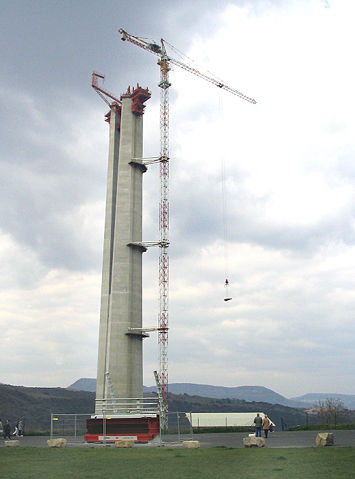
3,4,355,479
81,28,256,443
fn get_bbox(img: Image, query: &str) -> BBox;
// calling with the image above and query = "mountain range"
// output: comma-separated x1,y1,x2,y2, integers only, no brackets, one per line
0,382,308,431
2,380,354,432
68,379,355,410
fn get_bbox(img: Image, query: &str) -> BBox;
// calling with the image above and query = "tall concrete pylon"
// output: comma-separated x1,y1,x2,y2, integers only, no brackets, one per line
95,86,151,415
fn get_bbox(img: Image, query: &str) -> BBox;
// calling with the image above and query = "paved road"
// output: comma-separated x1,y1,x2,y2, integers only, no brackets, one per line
190,430,355,448
2,430,355,448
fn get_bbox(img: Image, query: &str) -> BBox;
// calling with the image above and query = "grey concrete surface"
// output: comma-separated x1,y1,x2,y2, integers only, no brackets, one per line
189,430,355,448
2,430,355,448
96,90,149,413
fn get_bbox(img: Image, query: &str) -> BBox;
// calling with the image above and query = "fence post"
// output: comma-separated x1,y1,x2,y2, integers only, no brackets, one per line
177,413,181,442
50,413,53,439
103,409,106,446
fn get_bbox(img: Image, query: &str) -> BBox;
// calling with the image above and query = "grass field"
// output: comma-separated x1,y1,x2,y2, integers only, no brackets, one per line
1,447,355,479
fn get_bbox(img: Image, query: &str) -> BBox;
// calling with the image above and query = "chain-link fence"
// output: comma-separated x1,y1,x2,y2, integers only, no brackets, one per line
50,412,193,444
50,413,91,442
160,412,193,443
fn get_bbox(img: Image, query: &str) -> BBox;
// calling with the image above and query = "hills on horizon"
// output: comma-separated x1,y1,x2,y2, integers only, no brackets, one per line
68,378,355,410
0,382,310,430
2,380,354,432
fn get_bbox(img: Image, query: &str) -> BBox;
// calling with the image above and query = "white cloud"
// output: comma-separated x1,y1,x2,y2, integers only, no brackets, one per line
0,264,100,386
1,0,355,398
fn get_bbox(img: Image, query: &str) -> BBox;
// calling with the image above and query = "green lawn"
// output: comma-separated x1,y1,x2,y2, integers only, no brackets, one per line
1,447,355,479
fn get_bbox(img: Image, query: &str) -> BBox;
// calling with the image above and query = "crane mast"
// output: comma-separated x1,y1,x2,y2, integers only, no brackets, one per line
120,29,171,427
119,28,256,429
157,43,170,427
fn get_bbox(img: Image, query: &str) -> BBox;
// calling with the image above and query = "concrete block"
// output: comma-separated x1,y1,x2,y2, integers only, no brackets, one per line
243,436,266,447
5,440,20,447
183,440,200,449
47,438,67,448
114,440,134,448
316,432,334,446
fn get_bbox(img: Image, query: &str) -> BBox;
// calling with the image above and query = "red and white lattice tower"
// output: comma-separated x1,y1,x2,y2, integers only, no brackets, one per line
157,49,171,427
118,30,172,427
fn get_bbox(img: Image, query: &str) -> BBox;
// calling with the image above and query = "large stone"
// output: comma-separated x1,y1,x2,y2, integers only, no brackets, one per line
243,436,266,447
47,438,67,448
183,440,200,449
316,432,334,447
5,440,20,447
114,440,134,448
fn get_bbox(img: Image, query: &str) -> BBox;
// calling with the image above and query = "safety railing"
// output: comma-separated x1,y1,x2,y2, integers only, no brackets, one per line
94,397,160,416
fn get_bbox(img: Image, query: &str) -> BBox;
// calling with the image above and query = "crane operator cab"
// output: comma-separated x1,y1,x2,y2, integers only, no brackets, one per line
224,279,232,302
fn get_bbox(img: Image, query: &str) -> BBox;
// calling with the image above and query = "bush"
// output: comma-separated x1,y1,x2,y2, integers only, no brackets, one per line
24,430,51,436
192,426,253,434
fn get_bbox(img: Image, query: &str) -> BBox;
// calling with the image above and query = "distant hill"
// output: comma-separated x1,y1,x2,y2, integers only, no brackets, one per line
69,379,355,410
68,378,152,395
291,393,355,410
0,383,95,430
68,379,305,408
0,383,308,430
2,381,353,433
69,378,97,392
168,393,309,429
145,384,306,408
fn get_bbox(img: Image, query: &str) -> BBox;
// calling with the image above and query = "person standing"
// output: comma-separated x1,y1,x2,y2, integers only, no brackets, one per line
253,413,262,437
263,414,271,438
18,420,24,437
4,419,11,440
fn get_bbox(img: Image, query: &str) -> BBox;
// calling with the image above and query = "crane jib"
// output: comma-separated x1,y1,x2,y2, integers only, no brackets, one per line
119,28,256,104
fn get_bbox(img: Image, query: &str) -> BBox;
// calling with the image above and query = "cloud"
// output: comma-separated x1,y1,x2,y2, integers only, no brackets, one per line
1,266,100,386
0,85,107,271
1,0,355,398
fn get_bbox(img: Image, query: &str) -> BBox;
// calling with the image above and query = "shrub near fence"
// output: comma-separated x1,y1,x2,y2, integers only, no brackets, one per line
289,423,355,431
192,426,254,434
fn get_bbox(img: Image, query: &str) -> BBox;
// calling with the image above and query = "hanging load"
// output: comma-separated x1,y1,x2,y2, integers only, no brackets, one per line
224,279,232,302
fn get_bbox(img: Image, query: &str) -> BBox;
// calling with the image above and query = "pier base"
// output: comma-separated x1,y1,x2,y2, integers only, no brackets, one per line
84,415,160,443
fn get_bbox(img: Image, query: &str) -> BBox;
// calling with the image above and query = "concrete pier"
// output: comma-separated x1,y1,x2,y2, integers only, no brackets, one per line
95,86,150,415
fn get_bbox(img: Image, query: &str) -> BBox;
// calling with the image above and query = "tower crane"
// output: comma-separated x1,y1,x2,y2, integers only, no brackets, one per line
119,29,257,104
119,28,256,428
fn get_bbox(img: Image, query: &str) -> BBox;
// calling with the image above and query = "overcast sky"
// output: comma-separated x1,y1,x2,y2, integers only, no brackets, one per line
1,0,355,398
